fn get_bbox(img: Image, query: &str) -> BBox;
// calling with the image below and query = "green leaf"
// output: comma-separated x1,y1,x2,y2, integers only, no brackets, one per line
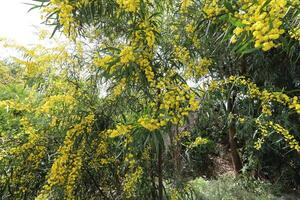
228,15,244,27
241,48,258,55
224,1,235,13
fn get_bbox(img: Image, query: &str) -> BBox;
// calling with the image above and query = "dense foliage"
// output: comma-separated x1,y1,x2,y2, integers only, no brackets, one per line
0,0,300,199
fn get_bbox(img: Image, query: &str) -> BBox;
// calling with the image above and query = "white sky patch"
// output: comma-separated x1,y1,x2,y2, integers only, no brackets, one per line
0,0,67,59
0,0,45,45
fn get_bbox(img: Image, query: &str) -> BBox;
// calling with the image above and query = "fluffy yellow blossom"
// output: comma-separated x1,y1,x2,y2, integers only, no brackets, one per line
261,104,272,116
38,95,76,113
289,96,300,114
138,117,161,131
37,114,94,198
175,131,191,142
123,166,143,198
223,76,300,115
0,100,31,112
66,151,83,199
255,119,300,152
231,0,287,51
185,23,195,33
112,78,126,97
45,0,76,37
174,45,190,65
170,188,180,200
181,0,193,12
211,76,300,152
117,0,140,12
94,55,113,70
119,46,135,64
189,137,209,148
289,23,300,40
202,0,224,18
138,57,155,84
108,124,133,138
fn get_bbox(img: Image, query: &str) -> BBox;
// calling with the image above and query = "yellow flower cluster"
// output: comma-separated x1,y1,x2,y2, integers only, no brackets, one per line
271,122,300,151
59,3,75,36
238,117,245,124
231,0,287,51
156,80,200,125
181,0,193,12
202,0,224,18
185,57,212,79
22,60,47,77
200,57,213,67
255,120,300,151
138,117,161,131
210,76,300,152
8,117,46,173
174,45,190,65
175,131,191,142
140,22,156,48
38,95,76,113
201,0,300,51
170,188,180,200
116,0,140,12
185,23,195,33
94,55,113,70
141,145,151,160
261,104,272,116
174,45,210,80
289,14,300,40
112,78,126,97
108,124,133,138
0,100,31,112
90,141,109,167
290,26,300,40
135,77,200,132
120,46,135,64
95,141,108,162
189,137,209,148
254,119,270,150
123,152,143,198
289,96,300,114
132,19,158,48
184,22,201,48
66,151,83,199
123,165,143,197
223,76,300,116
138,57,155,85
45,0,76,37
145,28,155,48
37,114,94,198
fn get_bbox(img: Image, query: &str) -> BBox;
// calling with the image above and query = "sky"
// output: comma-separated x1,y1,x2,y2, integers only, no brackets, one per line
0,0,46,45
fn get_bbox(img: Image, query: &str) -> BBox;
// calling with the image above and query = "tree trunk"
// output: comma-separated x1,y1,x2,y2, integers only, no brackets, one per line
171,126,182,181
227,92,243,174
228,124,242,173
157,145,163,200
149,160,157,199
173,143,181,180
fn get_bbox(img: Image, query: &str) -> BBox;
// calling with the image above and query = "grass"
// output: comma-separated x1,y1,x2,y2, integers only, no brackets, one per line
186,175,281,200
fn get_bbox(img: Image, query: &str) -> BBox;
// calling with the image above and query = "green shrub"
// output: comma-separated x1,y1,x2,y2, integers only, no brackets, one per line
188,175,279,200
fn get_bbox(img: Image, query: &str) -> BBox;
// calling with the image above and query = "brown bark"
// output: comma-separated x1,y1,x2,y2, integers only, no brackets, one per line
228,124,242,173
157,145,163,200
173,143,181,180
227,92,243,174
171,126,182,181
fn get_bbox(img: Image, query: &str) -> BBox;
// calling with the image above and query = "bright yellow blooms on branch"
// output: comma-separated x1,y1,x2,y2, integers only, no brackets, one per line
203,0,300,51
0,0,300,199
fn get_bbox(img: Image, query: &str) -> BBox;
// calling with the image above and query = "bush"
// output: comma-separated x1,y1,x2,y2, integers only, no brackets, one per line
188,175,280,200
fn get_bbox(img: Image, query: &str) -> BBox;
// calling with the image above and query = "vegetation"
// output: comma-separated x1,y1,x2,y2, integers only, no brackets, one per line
0,0,300,199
